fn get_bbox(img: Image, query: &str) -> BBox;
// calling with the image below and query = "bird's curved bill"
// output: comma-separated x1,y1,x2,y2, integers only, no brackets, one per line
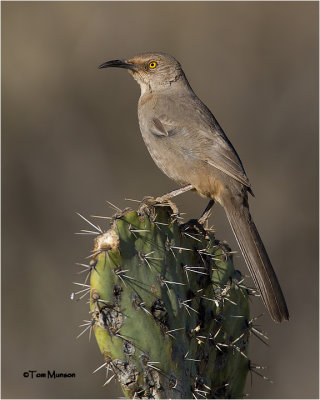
98,60,137,70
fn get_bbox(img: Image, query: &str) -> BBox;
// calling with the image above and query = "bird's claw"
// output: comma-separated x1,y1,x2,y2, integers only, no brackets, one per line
138,195,180,217
180,218,208,236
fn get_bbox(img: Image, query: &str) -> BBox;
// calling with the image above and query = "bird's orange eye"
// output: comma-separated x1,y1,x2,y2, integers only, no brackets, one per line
149,62,157,69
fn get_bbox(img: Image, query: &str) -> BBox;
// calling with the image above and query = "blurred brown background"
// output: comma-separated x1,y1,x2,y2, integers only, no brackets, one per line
2,1,318,398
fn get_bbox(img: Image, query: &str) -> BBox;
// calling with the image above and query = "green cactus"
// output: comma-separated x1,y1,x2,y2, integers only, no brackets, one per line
79,200,252,398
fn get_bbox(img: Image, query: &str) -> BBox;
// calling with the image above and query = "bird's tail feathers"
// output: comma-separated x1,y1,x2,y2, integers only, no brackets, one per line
224,201,289,323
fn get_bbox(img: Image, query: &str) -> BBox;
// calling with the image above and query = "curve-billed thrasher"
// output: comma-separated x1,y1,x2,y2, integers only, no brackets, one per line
99,52,289,323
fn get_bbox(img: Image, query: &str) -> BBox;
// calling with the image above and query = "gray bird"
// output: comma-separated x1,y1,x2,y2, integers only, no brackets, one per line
99,52,289,323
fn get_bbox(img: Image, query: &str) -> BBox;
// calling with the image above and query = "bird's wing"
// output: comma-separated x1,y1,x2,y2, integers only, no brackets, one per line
150,111,252,190
202,125,251,188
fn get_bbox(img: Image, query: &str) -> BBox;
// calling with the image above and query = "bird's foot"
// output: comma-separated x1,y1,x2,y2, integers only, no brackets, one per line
198,212,211,225
138,185,194,216
138,195,180,217
180,218,207,236
155,196,180,215
180,200,215,236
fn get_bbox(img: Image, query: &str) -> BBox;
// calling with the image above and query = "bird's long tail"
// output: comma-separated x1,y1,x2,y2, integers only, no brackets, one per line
223,201,289,323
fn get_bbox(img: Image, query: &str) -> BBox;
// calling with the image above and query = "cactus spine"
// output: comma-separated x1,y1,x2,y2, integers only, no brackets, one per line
81,200,251,398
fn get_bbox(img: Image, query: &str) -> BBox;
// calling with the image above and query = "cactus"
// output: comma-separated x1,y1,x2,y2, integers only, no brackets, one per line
78,199,252,399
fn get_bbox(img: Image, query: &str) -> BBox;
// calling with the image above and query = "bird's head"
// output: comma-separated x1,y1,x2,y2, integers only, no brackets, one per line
99,52,186,94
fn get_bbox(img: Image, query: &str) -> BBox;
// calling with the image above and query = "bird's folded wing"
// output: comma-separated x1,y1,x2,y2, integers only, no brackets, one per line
204,131,251,188
150,115,251,189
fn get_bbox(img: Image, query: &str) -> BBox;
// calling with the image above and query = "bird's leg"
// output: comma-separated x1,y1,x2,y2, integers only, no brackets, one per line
154,184,194,216
198,199,215,225
180,199,215,236
139,185,194,216
155,184,194,202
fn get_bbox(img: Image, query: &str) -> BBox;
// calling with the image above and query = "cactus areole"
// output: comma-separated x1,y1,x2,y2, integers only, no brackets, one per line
87,201,250,398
